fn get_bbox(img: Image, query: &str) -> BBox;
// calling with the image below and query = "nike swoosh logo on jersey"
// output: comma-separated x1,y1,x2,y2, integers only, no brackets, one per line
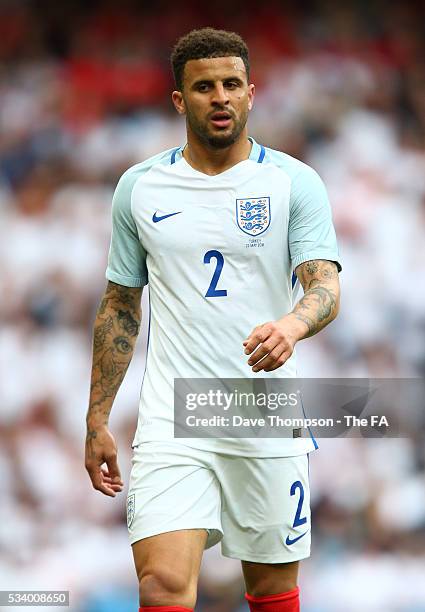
152,211,182,223
285,531,309,546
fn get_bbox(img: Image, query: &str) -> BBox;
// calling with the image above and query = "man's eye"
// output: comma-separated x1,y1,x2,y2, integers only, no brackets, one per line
198,84,209,92
226,82,238,88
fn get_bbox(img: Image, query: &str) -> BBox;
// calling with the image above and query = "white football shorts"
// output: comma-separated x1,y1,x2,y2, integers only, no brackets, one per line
127,441,311,563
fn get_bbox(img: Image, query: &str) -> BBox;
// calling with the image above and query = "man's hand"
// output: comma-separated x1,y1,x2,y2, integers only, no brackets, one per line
85,425,124,497
243,260,340,373
243,316,304,373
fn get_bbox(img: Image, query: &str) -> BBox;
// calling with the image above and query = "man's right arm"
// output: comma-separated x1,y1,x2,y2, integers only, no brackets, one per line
85,281,142,496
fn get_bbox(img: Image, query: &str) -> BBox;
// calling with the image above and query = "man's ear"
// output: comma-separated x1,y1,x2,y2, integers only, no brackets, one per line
247,83,255,111
172,90,186,115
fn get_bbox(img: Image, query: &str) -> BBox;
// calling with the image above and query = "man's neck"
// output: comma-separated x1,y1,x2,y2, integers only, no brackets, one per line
183,131,252,176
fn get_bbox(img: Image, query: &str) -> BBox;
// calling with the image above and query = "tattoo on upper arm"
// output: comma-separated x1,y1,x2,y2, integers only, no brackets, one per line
305,261,319,275
293,260,339,336
297,259,338,289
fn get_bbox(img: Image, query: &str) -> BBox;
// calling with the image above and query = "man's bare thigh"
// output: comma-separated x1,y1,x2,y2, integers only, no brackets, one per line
132,528,207,572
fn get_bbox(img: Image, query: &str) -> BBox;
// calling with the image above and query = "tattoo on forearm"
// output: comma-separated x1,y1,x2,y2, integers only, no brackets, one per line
294,285,337,334
113,336,132,354
87,282,142,427
117,309,139,336
293,260,339,336
98,283,139,315
93,316,113,351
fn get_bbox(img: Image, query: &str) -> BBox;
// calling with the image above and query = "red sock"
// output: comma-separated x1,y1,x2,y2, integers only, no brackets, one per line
139,607,193,612
245,586,300,611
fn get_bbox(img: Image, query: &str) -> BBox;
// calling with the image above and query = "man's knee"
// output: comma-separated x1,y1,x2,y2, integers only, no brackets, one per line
139,567,196,608
243,561,299,598
247,574,297,598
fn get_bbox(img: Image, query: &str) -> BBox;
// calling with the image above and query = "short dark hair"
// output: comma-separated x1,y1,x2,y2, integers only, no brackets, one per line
171,27,250,90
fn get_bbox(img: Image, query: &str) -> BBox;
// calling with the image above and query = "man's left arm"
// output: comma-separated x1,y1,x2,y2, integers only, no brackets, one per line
243,259,340,372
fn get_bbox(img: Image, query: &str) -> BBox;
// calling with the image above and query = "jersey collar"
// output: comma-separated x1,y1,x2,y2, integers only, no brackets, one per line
171,137,265,166
248,137,265,162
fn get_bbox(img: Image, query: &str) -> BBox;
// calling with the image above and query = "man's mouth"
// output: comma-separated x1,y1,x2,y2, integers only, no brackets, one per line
209,111,232,128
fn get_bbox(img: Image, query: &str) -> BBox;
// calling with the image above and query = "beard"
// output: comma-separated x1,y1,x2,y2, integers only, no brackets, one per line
185,104,249,149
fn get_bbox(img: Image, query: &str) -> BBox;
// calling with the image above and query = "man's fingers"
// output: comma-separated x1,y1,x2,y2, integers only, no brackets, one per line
87,461,123,496
101,472,124,491
247,338,280,368
243,322,296,372
96,482,119,497
252,348,290,373
243,324,260,346
86,464,119,497
105,455,122,484
102,478,124,491
243,325,271,355
101,466,123,485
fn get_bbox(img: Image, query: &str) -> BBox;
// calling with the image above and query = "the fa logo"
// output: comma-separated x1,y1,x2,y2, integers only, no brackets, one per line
127,493,135,528
236,197,271,236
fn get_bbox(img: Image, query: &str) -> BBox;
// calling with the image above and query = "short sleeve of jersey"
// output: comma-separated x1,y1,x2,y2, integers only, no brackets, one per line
289,165,342,272
105,168,148,287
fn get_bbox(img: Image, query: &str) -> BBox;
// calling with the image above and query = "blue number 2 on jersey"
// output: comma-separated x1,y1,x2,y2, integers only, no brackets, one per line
204,250,227,297
290,480,307,527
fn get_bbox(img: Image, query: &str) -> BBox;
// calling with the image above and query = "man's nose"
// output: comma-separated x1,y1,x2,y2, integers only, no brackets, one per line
211,83,229,105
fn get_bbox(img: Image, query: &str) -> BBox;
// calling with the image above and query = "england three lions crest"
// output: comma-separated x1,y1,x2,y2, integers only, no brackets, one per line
236,197,270,236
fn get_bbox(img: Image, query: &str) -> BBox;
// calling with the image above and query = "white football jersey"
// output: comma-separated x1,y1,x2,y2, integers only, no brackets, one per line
106,138,341,457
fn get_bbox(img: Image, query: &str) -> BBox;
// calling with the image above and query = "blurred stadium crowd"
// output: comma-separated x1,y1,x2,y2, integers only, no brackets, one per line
1,1,425,610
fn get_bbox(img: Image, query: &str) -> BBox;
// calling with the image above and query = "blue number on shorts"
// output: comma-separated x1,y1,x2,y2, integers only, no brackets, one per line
290,480,307,527
204,250,227,297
